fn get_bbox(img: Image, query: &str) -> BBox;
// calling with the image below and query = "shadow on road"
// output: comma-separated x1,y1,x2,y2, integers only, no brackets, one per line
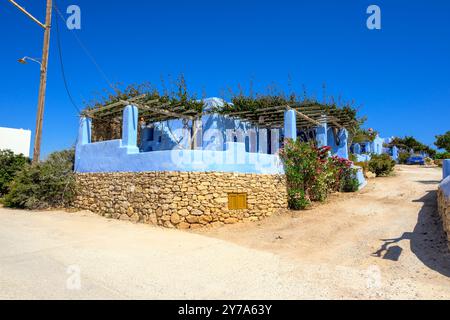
415,180,441,185
373,190,450,277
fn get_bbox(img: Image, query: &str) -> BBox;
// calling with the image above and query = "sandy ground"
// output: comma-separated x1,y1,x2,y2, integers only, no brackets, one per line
0,165,449,300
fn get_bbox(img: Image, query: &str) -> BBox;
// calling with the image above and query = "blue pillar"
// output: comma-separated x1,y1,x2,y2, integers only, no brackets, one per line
353,143,361,155
77,117,92,146
316,121,328,148
366,143,372,154
392,146,399,162
284,109,297,141
75,117,91,172
444,160,450,180
336,129,349,159
122,105,139,153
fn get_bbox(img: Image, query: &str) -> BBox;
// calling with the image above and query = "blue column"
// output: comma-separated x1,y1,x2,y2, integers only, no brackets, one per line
365,143,372,154
444,160,450,180
392,146,399,162
75,117,91,172
316,121,328,148
284,109,297,141
258,129,268,154
353,143,361,155
78,117,92,146
122,105,139,153
336,129,349,159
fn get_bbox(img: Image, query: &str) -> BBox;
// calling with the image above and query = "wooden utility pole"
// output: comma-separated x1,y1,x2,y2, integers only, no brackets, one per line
7,0,53,163
33,0,53,164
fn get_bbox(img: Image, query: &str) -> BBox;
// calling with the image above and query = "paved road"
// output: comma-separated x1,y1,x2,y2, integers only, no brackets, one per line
0,165,449,299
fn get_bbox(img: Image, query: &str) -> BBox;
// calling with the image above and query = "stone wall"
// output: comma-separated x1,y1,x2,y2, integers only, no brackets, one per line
74,171,288,229
438,177,450,249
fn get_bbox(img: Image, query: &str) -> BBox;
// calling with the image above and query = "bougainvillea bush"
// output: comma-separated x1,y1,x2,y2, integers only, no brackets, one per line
279,140,360,210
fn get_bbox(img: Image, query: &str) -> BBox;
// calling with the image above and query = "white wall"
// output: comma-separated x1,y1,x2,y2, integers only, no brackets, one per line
0,127,31,158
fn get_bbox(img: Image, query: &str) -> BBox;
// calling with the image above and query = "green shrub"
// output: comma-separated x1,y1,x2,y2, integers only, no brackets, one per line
0,150,29,197
398,152,410,165
288,189,311,210
435,152,450,160
2,150,76,210
368,154,396,177
341,168,360,192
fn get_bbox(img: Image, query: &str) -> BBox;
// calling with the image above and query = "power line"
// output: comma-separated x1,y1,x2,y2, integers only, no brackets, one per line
53,3,117,94
54,2,81,115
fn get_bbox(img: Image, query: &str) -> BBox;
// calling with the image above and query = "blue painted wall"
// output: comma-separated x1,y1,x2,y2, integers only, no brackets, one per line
75,103,284,175
75,101,364,193
351,135,398,162
444,159,450,180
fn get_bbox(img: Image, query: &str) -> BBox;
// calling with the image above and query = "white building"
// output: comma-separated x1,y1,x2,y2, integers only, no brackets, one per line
0,127,31,158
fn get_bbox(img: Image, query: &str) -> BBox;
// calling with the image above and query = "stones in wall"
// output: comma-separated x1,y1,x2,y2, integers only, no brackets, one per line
74,171,288,229
438,177,450,249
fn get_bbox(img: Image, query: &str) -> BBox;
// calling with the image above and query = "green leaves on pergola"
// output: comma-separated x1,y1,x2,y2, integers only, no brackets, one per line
83,91,361,132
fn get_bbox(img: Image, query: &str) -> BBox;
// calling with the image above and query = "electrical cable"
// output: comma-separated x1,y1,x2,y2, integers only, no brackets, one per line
54,2,82,115
53,2,117,94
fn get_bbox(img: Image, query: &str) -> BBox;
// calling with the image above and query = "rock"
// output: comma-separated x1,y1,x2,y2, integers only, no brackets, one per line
224,217,239,224
170,213,181,225
178,209,189,217
215,197,228,204
163,221,175,229
191,209,203,216
186,215,199,224
366,171,377,179
178,222,191,230
211,221,224,228
199,215,213,224
130,213,140,223
119,214,130,221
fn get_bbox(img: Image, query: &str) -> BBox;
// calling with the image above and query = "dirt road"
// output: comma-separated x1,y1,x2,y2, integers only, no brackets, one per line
0,165,449,299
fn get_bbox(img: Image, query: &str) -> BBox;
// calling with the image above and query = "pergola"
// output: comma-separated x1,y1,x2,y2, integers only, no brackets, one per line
82,94,357,135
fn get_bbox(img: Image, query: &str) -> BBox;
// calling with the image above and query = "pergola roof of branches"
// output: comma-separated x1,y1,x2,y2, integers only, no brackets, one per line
82,94,358,131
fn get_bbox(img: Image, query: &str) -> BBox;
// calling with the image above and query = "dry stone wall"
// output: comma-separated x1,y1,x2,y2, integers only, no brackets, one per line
74,171,288,229
438,177,450,249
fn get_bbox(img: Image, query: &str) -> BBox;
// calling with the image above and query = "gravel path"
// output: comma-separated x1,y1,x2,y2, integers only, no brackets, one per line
0,165,449,299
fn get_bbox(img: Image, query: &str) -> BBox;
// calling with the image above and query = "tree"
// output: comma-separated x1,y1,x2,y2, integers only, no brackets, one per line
435,131,450,152
388,136,436,158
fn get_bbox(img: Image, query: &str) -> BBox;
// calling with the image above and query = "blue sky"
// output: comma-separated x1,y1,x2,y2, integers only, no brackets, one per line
1,0,449,156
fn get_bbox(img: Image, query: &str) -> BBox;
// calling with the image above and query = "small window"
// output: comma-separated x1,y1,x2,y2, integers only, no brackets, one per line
228,193,248,210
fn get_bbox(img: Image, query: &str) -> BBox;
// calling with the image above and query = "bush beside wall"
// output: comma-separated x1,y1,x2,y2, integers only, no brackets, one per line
279,140,360,210
0,150,29,197
2,150,76,210
368,154,396,177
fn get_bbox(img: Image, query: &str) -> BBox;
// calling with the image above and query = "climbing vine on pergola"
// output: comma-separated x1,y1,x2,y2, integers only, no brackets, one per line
82,81,365,143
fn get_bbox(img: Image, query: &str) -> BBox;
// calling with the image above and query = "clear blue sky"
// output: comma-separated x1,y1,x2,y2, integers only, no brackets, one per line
1,0,449,156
